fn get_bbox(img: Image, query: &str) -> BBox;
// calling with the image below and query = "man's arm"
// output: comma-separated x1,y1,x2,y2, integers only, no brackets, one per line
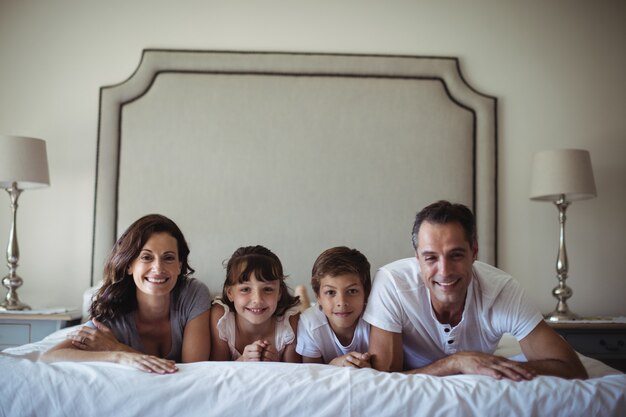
369,325,404,372
369,324,534,378
519,320,588,379
403,351,536,379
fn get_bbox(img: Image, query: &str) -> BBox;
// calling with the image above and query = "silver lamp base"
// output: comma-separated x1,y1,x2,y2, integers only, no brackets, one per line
1,184,31,311
543,196,579,322
0,274,31,311
544,310,579,322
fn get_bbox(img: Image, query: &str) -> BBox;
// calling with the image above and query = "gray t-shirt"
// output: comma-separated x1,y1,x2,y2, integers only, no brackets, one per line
88,278,210,362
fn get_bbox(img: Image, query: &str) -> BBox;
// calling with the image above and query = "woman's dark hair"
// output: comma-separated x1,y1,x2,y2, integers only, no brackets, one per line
221,245,300,316
90,214,194,322
310,246,371,299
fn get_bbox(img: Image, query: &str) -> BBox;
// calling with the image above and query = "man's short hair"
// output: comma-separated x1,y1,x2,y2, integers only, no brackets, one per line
411,200,477,250
311,246,371,299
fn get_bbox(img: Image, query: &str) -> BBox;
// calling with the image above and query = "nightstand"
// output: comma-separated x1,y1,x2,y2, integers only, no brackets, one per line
0,310,82,350
548,319,626,372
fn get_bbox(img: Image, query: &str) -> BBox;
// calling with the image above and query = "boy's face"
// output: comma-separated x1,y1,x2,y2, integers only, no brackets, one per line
316,273,366,338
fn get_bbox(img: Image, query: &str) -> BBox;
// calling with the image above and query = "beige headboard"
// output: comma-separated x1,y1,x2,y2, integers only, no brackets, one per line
92,50,497,295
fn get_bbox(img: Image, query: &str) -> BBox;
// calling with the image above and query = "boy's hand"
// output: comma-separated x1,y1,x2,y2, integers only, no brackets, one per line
330,352,371,368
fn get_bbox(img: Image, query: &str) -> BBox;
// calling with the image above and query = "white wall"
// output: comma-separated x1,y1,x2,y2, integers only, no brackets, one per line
1,0,624,316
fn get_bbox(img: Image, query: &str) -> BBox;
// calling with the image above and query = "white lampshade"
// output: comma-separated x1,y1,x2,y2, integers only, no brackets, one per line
0,135,50,189
530,149,596,202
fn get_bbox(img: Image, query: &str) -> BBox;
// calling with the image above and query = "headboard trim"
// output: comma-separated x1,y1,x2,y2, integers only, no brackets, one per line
92,50,497,285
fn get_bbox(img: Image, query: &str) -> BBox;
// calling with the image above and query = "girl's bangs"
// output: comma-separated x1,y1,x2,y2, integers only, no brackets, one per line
233,255,280,284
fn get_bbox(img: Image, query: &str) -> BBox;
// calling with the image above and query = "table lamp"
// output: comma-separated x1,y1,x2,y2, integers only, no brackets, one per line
530,149,596,321
0,135,50,311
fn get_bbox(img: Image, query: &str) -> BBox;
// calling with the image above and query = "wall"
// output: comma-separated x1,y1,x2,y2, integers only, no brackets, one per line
0,0,624,316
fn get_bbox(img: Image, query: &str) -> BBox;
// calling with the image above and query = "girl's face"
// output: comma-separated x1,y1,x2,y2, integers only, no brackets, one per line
127,232,181,298
227,273,281,325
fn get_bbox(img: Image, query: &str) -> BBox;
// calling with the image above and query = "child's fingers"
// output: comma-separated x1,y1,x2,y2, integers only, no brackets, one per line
345,352,372,368
242,343,265,361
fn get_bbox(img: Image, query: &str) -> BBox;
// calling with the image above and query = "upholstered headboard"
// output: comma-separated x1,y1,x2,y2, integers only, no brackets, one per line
92,50,497,295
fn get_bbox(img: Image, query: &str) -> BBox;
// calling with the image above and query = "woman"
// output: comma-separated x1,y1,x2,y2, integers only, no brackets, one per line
42,214,211,373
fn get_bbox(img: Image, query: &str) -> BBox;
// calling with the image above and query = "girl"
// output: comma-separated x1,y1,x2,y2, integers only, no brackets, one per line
42,214,211,373
210,245,301,362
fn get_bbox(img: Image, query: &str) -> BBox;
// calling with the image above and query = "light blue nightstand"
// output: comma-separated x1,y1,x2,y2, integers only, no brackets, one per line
0,310,81,349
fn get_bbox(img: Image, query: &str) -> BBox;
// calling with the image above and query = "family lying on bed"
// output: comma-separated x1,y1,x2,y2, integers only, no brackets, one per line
41,200,588,380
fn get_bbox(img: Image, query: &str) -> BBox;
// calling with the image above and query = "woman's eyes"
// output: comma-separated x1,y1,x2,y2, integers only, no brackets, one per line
139,253,177,263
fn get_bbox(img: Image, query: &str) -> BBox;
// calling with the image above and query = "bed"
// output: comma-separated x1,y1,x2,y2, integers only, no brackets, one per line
2,327,625,416
2,50,624,416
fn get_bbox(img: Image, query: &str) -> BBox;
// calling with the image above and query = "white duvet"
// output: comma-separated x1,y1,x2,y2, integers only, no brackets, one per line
1,327,625,417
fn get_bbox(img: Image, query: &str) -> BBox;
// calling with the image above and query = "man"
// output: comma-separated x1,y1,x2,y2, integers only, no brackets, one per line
364,200,587,380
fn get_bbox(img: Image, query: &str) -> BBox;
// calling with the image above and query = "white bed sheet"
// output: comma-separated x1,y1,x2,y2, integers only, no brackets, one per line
1,327,625,417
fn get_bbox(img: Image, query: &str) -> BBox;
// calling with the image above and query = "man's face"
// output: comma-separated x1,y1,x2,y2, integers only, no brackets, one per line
415,221,477,317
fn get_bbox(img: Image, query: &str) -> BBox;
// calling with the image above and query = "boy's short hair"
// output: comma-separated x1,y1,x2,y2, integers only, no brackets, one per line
311,246,371,299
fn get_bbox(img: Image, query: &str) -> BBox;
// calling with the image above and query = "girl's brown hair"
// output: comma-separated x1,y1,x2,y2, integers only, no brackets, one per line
221,245,299,316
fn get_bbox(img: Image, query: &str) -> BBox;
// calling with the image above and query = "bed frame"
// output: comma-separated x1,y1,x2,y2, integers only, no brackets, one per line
92,50,497,294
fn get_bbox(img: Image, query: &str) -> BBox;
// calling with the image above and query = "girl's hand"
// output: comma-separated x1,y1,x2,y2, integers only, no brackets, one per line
67,319,125,352
116,352,178,374
330,352,372,368
239,340,269,361
260,341,279,362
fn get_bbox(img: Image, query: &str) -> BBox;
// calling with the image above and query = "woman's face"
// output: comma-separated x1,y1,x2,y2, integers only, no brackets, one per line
127,232,181,298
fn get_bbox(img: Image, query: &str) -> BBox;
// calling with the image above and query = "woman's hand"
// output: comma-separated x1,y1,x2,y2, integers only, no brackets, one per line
330,352,371,368
116,352,178,374
67,319,126,352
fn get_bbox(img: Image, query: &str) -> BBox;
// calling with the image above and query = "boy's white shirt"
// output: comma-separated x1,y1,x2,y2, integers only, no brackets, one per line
296,305,370,363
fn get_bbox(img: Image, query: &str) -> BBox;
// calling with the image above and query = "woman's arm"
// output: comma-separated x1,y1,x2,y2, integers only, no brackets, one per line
181,310,211,362
209,304,232,361
40,324,177,373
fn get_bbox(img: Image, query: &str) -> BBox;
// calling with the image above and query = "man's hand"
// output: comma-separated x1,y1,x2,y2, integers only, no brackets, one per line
450,351,536,380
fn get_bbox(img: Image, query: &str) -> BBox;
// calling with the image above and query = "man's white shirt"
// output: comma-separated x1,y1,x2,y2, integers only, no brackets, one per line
363,258,542,370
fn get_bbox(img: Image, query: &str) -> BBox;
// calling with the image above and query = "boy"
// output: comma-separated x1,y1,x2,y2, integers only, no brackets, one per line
296,246,372,368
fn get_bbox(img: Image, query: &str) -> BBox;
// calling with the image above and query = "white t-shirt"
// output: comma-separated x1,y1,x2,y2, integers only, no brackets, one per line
363,258,543,370
296,305,370,363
